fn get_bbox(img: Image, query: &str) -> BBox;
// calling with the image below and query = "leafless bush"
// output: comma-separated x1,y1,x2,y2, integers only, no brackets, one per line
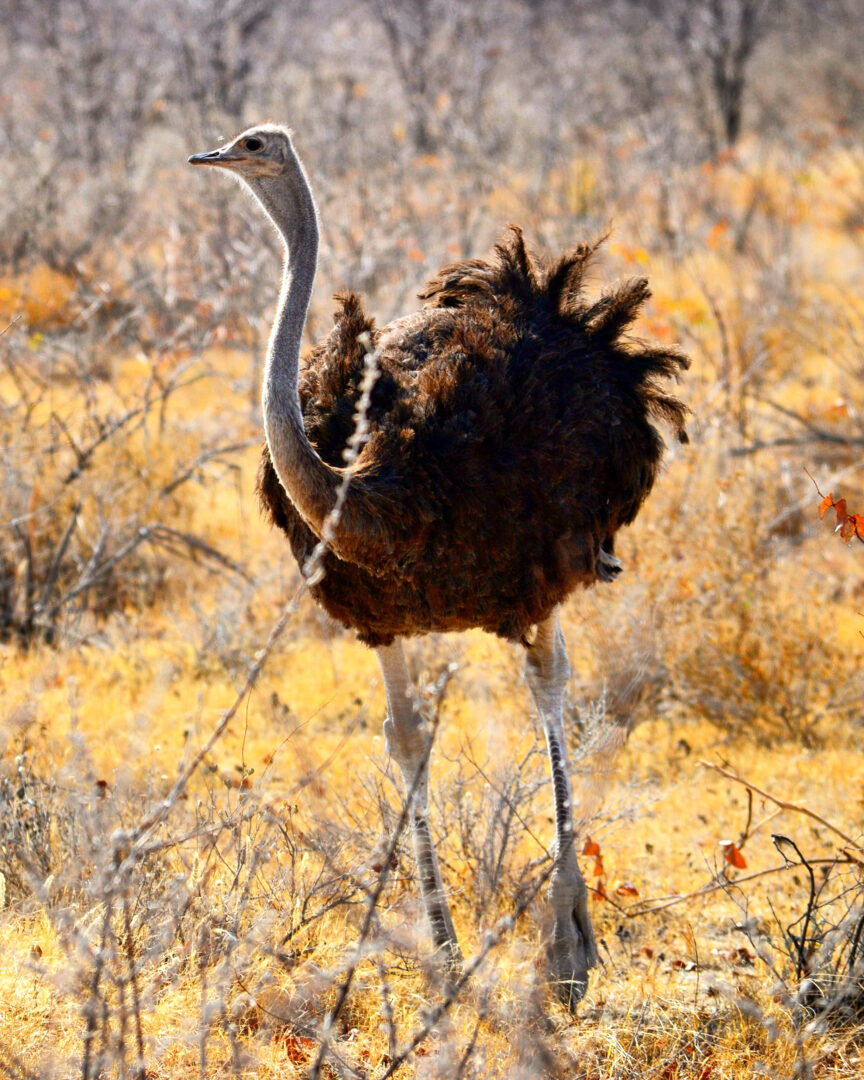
676,593,863,747
445,741,548,925
0,334,251,645
0,753,80,904
762,836,864,1026
717,832,864,1062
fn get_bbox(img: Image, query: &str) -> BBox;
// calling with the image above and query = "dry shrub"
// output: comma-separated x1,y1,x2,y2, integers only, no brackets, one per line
0,744,344,1077
0,711,543,1079
629,442,864,746
444,741,548,926
0,334,251,645
674,568,853,747
0,752,80,904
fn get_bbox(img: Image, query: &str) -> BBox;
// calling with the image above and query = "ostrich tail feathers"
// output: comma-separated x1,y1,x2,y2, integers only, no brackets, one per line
583,277,652,343
544,243,691,445
545,237,605,318
493,225,540,295
420,225,540,309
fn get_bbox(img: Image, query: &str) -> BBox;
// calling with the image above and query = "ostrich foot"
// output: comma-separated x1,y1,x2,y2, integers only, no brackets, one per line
430,921,463,981
547,866,599,1009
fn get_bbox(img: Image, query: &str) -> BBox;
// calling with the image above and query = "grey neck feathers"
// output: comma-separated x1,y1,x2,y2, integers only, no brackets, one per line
249,156,339,540
255,166,318,427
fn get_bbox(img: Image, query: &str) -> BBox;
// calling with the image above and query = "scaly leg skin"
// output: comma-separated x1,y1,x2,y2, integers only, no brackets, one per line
525,608,599,1009
377,639,462,976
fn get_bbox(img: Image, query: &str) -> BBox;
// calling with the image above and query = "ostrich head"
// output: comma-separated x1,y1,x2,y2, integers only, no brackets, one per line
188,125,292,179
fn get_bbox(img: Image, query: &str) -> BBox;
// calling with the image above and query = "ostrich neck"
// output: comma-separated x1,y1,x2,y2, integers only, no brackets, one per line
253,167,341,541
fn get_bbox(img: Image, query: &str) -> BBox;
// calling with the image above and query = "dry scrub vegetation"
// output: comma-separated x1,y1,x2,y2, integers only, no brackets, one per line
3,1,864,1077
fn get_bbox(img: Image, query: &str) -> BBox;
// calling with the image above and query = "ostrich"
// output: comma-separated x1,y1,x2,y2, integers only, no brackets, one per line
189,124,688,1007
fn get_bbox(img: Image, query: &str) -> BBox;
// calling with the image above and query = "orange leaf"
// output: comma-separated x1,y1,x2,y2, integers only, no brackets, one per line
582,836,601,857
723,842,747,869
834,497,848,525
280,1033,315,1064
592,855,605,876
818,493,834,520
615,881,639,897
842,514,864,542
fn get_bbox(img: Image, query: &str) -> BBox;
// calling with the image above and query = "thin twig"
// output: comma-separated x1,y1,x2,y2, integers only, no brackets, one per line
699,760,863,851
147,524,252,581
773,834,818,980
158,440,257,498
624,857,854,917
120,876,146,1080
36,502,81,614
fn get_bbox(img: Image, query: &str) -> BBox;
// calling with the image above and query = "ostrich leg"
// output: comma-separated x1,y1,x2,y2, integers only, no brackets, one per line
377,639,462,973
525,608,598,1008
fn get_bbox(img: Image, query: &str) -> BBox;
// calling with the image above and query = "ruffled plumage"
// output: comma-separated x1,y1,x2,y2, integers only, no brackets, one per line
258,228,688,646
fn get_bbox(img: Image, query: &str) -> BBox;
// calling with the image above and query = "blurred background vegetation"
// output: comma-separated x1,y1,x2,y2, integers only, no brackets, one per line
3,1,864,1077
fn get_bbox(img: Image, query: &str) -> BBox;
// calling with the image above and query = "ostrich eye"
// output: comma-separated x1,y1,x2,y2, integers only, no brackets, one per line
244,137,264,153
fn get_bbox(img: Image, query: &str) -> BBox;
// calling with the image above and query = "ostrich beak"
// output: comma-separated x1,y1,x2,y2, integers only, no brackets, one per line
188,146,247,168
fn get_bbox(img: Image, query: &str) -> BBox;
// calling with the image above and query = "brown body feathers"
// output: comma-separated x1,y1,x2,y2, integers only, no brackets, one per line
257,229,688,647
